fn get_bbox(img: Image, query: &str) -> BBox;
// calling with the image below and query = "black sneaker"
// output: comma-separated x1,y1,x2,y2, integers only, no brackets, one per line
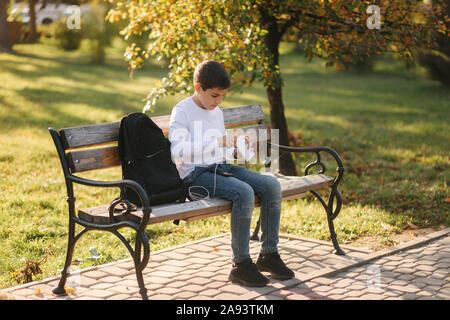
256,252,295,280
228,258,270,287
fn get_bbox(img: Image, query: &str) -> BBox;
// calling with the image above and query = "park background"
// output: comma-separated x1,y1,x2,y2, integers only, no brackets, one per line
0,0,448,289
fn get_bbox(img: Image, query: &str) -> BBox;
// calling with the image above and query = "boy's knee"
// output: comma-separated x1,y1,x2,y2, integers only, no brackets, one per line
263,176,281,197
232,183,254,212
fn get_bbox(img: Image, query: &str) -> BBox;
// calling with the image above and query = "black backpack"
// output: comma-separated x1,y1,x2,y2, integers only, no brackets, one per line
118,112,188,207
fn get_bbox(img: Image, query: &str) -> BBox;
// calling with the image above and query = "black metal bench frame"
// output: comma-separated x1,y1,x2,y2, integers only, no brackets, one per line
48,105,345,300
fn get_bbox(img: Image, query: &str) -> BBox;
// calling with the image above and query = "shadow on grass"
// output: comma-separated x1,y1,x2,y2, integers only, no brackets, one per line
0,51,173,131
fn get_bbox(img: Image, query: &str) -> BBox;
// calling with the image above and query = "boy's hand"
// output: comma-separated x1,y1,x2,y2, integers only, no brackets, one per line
218,136,227,148
218,135,249,149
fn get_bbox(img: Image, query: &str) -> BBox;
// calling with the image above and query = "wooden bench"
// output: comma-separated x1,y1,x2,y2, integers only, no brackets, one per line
48,104,345,300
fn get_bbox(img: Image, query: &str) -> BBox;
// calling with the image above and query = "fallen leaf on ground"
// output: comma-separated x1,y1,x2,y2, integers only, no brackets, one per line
407,222,419,230
64,286,76,294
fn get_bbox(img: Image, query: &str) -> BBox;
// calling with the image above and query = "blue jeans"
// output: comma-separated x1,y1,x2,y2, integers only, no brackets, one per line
184,163,282,263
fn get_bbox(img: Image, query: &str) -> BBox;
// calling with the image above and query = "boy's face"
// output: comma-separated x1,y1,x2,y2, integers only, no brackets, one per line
193,83,227,111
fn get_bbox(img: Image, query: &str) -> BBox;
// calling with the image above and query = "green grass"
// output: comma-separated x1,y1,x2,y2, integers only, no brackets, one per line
0,39,449,289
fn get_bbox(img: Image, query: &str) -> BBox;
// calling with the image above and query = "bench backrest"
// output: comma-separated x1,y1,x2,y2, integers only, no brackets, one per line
58,104,268,174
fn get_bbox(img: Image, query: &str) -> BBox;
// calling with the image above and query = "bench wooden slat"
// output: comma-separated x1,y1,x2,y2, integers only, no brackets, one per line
78,174,334,224
60,105,265,150
59,116,170,150
67,124,268,173
222,104,265,126
67,146,120,173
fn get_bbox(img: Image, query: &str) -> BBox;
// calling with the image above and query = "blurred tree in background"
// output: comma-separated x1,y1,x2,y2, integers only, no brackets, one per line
418,0,450,87
0,0,13,52
108,0,448,175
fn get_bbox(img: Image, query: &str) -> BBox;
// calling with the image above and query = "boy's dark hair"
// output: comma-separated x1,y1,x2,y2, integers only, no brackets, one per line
194,60,231,90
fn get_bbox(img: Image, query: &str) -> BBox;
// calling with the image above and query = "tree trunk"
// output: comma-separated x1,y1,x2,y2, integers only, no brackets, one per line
26,0,38,43
0,0,13,53
264,21,297,176
266,84,297,176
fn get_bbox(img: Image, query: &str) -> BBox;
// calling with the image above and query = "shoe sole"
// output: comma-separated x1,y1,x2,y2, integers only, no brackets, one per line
257,265,295,281
228,273,269,287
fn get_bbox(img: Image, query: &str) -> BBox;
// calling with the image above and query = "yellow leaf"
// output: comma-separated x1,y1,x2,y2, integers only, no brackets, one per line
64,286,76,294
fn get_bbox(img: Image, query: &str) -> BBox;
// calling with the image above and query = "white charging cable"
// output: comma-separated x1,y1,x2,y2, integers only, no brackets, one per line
187,163,219,200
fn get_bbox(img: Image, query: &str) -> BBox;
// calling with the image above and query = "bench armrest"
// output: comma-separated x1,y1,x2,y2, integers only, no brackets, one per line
269,142,345,185
67,174,152,226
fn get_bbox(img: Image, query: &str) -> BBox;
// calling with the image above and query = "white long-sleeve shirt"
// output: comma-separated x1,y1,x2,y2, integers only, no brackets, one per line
168,97,235,179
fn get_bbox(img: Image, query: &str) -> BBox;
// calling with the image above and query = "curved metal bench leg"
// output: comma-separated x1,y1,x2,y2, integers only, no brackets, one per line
111,227,150,300
311,189,345,255
53,220,88,295
135,268,148,300
325,210,345,256
250,217,261,241
134,230,150,300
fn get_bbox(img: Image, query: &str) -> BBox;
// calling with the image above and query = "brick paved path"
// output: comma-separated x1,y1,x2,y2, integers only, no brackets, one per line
267,233,449,300
1,228,448,300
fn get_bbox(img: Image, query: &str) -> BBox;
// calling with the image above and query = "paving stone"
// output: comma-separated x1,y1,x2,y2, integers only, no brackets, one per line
344,290,365,298
107,293,132,300
416,290,433,297
214,292,245,300
389,285,421,294
270,289,293,298
79,276,98,287
255,295,284,300
424,278,447,286
436,291,450,299
101,275,127,283
175,291,197,299
101,266,131,277
187,277,213,286
413,270,432,277
331,279,354,288
397,274,416,281
365,287,385,294
220,284,253,295
183,284,207,293
173,247,196,254
83,289,116,299
313,285,333,293
155,287,182,295
286,293,312,300
327,288,348,295
400,293,421,300
148,293,176,300
158,252,185,260
360,293,385,300
84,270,110,280
312,277,335,285
201,288,222,297
415,265,436,272
110,284,141,294
90,283,115,290
145,276,173,285
150,270,178,278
